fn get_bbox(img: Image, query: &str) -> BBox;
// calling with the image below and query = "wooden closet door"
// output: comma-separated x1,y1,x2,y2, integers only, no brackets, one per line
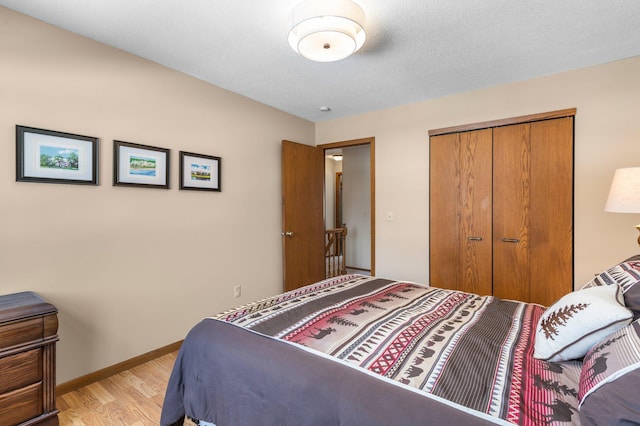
493,123,531,302
493,118,573,306
430,129,492,295
430,133,461,291
529,118,573,305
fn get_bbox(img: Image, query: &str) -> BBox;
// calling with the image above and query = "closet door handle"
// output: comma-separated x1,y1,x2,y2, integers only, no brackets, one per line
501,238,520,243
467,236,483,241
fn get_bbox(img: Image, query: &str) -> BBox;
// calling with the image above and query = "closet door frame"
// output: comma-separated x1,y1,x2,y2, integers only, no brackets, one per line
429,109,576,137
429,108,575,304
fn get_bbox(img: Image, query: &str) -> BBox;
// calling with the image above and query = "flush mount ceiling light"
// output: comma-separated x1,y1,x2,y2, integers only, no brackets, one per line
288,0,366,62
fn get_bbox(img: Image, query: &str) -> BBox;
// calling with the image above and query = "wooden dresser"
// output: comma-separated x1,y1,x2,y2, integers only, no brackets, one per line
0,292,58,426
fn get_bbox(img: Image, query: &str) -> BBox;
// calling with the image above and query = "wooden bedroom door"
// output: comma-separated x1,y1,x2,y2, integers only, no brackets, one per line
430,128,493,296
281,140,325,292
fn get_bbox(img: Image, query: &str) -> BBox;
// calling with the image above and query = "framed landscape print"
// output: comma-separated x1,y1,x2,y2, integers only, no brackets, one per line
179,151,221,191
16,125,99,185
113,140,170,189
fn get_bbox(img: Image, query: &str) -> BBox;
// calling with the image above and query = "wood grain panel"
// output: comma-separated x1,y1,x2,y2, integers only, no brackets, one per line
430,112,574,305
57,351,178,425
282,140,325,291
0,348,42,395
529,118,574,306
44,314,58,338
429,108,576,136
459,129,493,295
493,123,531,302
0,318,42,349
44,343,56,414
430,133,462,290
0,382,42,425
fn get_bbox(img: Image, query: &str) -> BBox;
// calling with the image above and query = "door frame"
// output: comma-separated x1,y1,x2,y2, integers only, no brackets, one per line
335,171,343,228
319,137,375,276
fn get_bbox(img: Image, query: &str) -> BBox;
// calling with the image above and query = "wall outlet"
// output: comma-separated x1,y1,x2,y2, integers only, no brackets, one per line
233,285,241,298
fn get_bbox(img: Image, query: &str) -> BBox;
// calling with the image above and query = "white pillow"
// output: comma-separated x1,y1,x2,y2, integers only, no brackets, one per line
533,285,633,362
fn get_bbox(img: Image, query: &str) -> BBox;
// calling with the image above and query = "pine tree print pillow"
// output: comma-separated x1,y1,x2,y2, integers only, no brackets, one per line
581,255,640,321
534,285,633,362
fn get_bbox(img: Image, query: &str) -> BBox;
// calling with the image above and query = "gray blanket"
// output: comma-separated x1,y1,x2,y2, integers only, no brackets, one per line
161,318,501,426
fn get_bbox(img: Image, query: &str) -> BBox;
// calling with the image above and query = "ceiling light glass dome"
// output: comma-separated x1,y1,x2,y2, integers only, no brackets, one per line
288,0,366,62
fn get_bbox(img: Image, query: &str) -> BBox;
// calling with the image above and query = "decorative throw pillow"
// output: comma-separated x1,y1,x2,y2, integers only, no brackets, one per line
581,255,640,321
578,321,640,420
533,285,633,362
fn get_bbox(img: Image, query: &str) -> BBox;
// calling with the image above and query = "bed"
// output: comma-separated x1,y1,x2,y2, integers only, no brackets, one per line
161,256,640,426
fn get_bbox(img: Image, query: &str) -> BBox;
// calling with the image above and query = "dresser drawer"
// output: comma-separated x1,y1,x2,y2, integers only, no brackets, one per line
0,292,57,425
0,317,43,349
0,382,43,426
0,348,42,394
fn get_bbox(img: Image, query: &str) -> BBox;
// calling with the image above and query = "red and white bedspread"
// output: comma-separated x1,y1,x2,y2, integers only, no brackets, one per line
213,275,582,425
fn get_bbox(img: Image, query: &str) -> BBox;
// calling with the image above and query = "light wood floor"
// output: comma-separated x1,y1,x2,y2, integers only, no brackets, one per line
57,351,190,425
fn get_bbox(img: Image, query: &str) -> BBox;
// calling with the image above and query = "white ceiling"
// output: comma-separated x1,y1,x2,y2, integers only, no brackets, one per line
2,0,640,122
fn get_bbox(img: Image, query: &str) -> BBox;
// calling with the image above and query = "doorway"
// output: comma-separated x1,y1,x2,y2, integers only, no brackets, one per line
320,137,375,276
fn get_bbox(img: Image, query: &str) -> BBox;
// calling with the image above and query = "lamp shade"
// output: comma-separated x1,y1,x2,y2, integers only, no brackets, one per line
288,0,366,62
605,167,640,213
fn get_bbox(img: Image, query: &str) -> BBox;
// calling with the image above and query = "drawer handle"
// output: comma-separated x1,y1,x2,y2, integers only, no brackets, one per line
467,236,483,241
502,238,520,243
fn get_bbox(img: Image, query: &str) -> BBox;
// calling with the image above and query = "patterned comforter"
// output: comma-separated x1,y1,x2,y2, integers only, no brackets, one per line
213,275,583,425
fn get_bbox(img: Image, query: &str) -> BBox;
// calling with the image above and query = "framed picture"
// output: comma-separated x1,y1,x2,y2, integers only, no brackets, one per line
179,151,221,191
113,140,170,189
16,125,99,185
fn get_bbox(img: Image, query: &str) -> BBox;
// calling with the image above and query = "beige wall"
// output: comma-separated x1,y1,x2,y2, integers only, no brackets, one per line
0,8,314,383
317,56,640,288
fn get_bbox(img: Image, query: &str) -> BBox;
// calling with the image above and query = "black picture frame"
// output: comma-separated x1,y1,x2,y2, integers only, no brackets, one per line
113,140,170,189
16,125,99,185
179,151,221,192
